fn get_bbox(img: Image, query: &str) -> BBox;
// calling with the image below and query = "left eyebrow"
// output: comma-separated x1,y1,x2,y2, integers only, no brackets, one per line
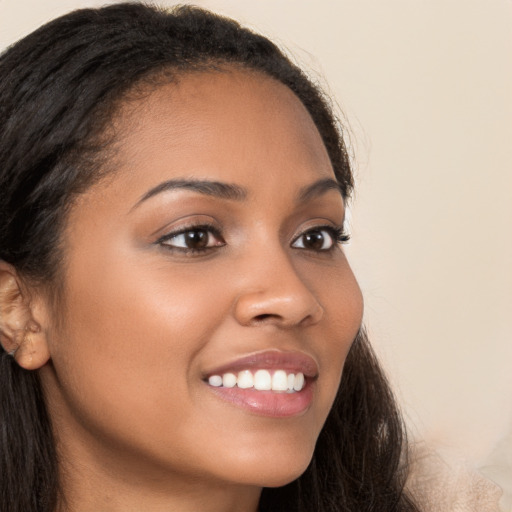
131,178,248,211
297,178,344,203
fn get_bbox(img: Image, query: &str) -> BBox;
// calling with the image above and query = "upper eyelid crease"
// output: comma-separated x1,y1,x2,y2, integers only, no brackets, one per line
294,225,348,245
156,223,222,241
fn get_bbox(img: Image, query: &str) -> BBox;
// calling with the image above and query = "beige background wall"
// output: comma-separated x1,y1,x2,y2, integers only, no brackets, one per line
2,0,511,484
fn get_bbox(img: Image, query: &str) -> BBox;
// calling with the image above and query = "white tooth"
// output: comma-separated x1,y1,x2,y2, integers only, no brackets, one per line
208,375,223,387
222,373,237,388
237,370,254,389
254,369,271,390
272,370,288,391
293,372,305,391
287,373,295,391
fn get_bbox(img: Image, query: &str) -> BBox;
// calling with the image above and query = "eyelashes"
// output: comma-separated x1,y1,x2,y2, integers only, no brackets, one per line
156,223,225,253
156,222,350,256
291,225,350,251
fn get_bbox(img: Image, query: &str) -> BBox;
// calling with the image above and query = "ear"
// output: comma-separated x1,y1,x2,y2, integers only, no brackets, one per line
0,262,50,370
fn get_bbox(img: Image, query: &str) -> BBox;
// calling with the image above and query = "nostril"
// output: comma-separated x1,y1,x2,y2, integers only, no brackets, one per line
253,313,274,322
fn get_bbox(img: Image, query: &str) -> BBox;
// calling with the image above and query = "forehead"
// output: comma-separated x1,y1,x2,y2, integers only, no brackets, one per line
106,69,334,194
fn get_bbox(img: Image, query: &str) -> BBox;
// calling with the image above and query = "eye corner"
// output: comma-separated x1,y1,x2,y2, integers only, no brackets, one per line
337,231,351,244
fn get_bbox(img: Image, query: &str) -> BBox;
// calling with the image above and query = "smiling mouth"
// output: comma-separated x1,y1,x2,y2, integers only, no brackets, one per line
206,369,306,392
202,350,318,417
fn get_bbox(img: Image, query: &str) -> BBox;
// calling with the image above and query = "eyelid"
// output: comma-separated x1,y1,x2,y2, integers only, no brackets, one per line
291,224,350,251
152,219,349,255
155,222,225,251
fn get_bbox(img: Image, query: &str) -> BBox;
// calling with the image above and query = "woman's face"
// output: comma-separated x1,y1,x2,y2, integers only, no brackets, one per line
39,70,363,492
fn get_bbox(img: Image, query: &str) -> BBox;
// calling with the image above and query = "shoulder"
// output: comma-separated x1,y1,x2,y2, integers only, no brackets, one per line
405,443,503,512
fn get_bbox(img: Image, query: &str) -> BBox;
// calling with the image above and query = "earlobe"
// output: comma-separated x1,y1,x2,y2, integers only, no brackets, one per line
0,262,51,370
11,323,51,370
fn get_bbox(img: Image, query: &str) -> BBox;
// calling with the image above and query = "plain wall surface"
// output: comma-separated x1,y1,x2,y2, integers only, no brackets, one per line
1,0,511,483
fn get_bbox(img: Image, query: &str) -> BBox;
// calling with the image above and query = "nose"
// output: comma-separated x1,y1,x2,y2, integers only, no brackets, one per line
233,248,324,328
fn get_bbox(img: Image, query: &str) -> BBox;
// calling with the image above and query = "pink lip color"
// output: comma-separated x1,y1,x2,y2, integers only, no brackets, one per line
207,379,315,418
203,350,319,379
203,350,318,418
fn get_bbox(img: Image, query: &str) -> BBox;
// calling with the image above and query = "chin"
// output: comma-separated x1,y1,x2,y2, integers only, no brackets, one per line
258,465,310,488
225,448,315,488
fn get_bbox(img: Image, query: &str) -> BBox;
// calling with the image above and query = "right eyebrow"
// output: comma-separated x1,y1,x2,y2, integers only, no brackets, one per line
130,178,248,211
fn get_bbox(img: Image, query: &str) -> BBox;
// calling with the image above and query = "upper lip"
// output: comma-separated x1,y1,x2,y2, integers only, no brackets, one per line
202,350,319,379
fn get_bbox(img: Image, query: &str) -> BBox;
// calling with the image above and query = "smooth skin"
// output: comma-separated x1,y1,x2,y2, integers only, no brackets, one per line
0,69,363,511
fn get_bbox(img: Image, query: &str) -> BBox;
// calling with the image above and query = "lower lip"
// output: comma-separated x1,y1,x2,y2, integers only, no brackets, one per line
206,379,315,418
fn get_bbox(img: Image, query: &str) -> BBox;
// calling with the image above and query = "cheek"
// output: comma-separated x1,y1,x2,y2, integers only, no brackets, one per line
307,259,364,412
47,249,229,442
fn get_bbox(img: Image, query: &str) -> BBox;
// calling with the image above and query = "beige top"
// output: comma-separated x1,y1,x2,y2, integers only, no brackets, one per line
406,444,503,512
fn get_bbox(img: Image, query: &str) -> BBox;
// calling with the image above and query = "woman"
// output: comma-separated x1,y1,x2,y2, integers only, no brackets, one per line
0,4,418,511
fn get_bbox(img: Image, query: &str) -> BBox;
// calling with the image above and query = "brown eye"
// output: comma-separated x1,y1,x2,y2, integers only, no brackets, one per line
159,226,224,251
292,228,337,251
182,229,209,249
